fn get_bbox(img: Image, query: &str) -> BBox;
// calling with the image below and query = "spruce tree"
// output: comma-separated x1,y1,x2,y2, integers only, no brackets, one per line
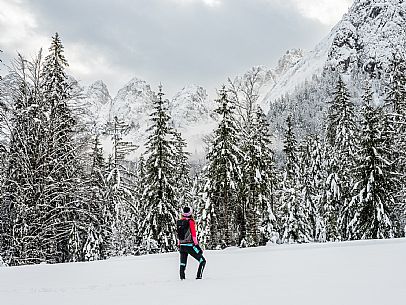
348,85,399,239
384,53,406,236
140,85,178,253
82,136,114,260
325,76,357,241
202,87,242,248
41,33,84,262
298,135,327,242
240,106,276,246
279,116,312,243
173,130,192,207
1,53,49,265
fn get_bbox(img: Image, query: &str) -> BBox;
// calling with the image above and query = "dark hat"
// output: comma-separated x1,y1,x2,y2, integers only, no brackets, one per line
181,206,193,217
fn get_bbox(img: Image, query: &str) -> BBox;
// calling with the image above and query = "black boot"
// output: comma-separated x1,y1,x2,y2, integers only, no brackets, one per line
196,258,206,279
180,265,186,280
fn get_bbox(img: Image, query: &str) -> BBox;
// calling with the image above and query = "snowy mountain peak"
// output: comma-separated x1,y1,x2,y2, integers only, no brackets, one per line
170,84,214,129
275,49,304,76
124,76,151,88
113,77,156,114
86,80,112,105
257,0,406,107
326,0,406,74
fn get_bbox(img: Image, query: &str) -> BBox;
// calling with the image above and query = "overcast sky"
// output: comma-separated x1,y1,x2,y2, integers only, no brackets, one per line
0,0,353,97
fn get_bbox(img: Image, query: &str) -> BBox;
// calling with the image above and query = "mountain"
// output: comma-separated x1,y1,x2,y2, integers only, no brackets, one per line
169,85,217,159
84,80,112,130
84,0,406,161
83,79,216,160
257,0,406,111
1,238,405,304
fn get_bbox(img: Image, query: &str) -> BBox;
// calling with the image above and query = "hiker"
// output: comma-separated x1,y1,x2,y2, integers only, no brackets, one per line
177,206,206,280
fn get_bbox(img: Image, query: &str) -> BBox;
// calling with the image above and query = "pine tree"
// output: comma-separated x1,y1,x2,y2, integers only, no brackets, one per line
298,135,327,242
41,33,84,263
1,53,49,265
279,116,312,243
384,53,406,236
347,84,399,239
107,161,138,256
240,107,276,246
173,130,191,207
202,87,242,248
140,85,178,253
325,76,358,241
82,136,114,260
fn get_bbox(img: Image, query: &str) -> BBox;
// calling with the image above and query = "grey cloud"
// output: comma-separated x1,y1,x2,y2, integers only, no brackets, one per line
12,0,331,96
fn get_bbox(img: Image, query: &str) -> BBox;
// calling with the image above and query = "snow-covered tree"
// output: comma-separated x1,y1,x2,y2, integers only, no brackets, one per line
1,53,48,265
347,84,399,239
41,33,85,263
279,116,312,243
228,68,277,247
298,135,327,242
172,130,192,207
240,106,276,246
384,53,406,236
82,135,115,260
202,87,242,248
139,85,178,253
325,76,358,241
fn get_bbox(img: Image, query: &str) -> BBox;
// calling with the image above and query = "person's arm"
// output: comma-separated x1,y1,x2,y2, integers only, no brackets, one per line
189,219,198,245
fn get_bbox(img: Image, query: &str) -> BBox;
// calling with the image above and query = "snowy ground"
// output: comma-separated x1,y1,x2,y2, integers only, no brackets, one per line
1,239,405,305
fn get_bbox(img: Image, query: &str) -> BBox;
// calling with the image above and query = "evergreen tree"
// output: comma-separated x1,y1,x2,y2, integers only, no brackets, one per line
298,135,327,242
1,53,47,264
384,53,406,236
202,87,242,248
240,106,276,246
140,85,178,253
325,76,358,241
82,136,115,260
279,116,312,243
348,85,400,239
41,33,84,262
107,160,138,256
173,130,192,207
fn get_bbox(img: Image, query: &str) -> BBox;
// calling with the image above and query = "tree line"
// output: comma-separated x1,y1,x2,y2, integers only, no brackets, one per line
0,35,405,266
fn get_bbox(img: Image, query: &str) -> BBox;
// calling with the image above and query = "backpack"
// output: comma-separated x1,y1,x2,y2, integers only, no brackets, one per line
177,219,192,243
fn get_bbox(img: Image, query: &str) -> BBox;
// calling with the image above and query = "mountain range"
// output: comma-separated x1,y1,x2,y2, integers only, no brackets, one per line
84,0,406,161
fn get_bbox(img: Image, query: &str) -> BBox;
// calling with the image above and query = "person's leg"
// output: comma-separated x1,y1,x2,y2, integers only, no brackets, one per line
188,246,206,279
179,249,188,280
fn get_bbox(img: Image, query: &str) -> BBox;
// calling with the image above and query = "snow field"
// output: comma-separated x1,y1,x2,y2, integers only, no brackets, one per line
1,238,405,305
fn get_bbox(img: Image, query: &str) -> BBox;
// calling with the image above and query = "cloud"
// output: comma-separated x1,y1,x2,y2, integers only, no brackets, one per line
291,0,353,26
169,0,222,7
1,0,350,97
0,0,48,57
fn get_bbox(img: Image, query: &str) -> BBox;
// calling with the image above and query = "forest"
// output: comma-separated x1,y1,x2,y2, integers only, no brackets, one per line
0,33,405,266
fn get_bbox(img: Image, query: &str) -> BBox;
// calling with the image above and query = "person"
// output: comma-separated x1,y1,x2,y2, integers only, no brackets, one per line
176,206,206,280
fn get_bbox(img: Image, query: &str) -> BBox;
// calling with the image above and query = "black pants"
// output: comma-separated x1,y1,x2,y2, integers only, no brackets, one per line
179,245,206,279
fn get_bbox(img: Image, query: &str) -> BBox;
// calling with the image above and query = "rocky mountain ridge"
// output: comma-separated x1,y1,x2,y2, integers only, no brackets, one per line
84,0,406,161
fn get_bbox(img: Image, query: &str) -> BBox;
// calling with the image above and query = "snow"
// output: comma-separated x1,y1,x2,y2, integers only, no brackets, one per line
1,238,405,305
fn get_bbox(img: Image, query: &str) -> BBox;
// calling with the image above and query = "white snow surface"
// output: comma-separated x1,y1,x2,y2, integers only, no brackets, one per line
1,238,405,305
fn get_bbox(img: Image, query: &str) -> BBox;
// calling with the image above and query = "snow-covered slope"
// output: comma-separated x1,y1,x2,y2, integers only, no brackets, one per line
82,0,406,159
170,85,216,159
84,79,217,160
258,0,406,110
83,80,112,130
1,239,405,305
108,77,155,155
